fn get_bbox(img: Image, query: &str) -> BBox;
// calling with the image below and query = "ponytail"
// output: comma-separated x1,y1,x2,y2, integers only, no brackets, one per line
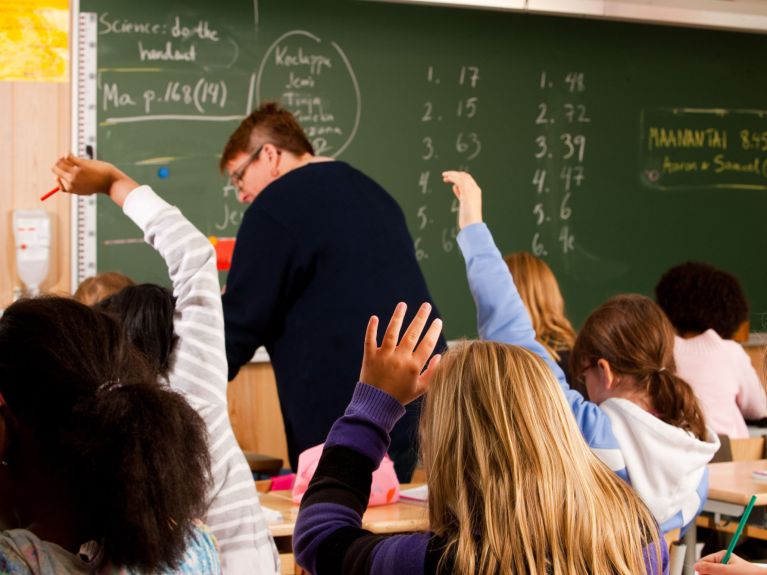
572,294,708,440
0,297,211,571
646,369,707,440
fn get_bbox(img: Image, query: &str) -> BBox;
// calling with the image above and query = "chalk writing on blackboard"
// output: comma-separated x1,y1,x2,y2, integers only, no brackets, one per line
256,30,360,157
531,70,591,258
641,108,767,191
97,12,244,124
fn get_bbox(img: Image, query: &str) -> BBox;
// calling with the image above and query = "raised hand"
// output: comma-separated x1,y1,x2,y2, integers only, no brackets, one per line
442,170,483,230
695,551,767,574
359,302,442,405
52,155,138,207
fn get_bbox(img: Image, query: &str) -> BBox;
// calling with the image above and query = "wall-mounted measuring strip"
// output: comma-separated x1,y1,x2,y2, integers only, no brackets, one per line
70,9,98,292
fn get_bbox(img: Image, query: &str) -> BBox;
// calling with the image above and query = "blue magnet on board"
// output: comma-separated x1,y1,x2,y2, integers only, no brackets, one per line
158,167,170,179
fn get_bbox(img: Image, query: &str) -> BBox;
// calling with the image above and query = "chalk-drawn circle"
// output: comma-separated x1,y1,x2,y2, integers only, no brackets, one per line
256,30,361,158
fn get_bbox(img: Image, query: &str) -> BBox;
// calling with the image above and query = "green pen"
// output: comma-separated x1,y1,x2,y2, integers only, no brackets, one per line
722,494,757,564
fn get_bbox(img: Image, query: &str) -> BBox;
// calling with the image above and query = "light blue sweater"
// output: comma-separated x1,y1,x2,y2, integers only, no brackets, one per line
457,222,718,533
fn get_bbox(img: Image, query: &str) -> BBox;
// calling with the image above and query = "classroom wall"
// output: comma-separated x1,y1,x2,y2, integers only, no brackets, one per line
0,81,71,307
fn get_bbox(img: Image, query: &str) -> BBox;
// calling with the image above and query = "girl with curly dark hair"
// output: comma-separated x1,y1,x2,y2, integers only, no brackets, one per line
0,297,220,574
656,261,766,438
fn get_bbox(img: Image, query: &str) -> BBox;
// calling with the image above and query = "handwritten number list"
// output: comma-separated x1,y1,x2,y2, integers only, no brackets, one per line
415,64,482,262
531,71,590,258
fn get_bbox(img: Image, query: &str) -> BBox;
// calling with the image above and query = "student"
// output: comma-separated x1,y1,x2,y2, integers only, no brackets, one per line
73,271,135,306
655,261,766,438
292,302,666,574
0,297,220,574
441,170,719,534
53,156,279,574
695,551,766,574
504,251,578,389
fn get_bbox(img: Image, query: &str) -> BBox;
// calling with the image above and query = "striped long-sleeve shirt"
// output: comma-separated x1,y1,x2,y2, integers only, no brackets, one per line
123,186,279,574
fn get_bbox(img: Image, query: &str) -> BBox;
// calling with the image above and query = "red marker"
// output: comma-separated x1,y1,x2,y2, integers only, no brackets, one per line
40,186,60,201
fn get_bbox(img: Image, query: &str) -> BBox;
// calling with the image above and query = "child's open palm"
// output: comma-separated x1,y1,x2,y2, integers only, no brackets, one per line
359,302,442,405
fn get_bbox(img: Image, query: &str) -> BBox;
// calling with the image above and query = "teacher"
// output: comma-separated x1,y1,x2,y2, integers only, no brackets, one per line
220,102,444,480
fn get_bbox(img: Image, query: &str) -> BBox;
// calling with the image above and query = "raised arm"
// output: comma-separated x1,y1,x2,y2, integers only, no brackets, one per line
294,303,442,574
54,156,279,572
442,171,564,379
53,156,227,406
443,171,625,472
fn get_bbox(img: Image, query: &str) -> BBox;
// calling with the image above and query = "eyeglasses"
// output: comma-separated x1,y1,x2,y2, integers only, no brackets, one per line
229,144,265,189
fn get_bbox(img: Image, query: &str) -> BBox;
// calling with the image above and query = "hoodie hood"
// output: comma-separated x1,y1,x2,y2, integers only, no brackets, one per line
601,398,720,528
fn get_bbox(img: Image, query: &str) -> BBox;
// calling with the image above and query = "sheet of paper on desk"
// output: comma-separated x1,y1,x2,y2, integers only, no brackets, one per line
400,485,428,501
752,469,767,481
260,505,283,523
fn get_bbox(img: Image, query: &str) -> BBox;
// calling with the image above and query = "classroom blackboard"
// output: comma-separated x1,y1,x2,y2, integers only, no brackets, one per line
79,0,767,339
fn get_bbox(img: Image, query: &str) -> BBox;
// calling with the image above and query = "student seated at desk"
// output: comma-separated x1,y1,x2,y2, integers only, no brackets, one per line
504,251,579,392
655,261,767,439
441,171,719,535
53,156,280,574
293,302,666,574
0,298,219,574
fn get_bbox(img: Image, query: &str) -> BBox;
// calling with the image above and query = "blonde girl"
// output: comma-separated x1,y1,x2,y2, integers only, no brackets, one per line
504,251,578,386
504,252,575,361
443,169,718,535
293,301,666,574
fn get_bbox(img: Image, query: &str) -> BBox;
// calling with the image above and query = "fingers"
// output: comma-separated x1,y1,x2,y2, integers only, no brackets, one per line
697,551,728,564
420,353,442,383
413,316,443,367
441,170,464,184
693,564,726,574
66,153,84,166
381,302,407,351
363,315,380,358
694,550,750,574
399,303,432,352
51,155,77,191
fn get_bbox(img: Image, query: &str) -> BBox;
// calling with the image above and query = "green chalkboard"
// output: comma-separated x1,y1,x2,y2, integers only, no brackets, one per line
80,0,767,339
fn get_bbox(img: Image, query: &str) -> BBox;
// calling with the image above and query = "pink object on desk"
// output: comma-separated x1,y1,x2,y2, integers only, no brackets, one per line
271,474,295,491
292,443,400,506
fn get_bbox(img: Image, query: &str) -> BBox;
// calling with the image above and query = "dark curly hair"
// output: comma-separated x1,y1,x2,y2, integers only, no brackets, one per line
97,284,178,379
0,297,211,571
655,261,748,339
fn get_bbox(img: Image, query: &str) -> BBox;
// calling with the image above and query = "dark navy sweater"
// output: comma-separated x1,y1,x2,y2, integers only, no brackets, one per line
222,161,444,475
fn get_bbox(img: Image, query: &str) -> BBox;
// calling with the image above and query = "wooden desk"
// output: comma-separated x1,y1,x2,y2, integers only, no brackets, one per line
683,460,767,575
261,484,429,574
261,484,429,538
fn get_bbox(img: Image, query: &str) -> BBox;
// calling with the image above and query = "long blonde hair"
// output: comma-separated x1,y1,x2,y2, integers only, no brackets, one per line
420,341,662,574
504,252,576,361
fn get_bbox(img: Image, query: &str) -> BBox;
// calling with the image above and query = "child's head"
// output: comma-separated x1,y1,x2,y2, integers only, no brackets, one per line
420,340,661,574
97,284,178,379
504,251,576,358
571,294,707,440
0,297,210,571
655,261,748,339
73,271,135,306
